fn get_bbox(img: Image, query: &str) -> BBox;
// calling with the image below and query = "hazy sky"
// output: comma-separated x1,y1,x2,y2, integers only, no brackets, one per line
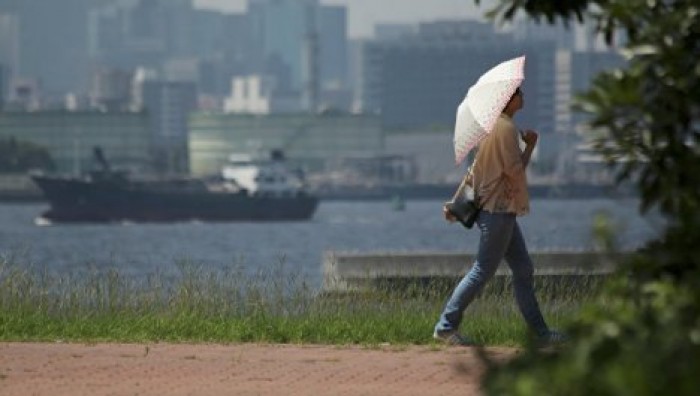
193,0,485,38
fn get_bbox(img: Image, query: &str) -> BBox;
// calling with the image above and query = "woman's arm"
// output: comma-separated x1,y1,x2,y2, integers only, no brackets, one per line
520,129,538,167
497,124,538,178
443,172,472,222
449,173,472,203
496,122,525,180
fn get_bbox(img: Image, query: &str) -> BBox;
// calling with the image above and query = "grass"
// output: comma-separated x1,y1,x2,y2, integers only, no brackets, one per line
0,257,605,346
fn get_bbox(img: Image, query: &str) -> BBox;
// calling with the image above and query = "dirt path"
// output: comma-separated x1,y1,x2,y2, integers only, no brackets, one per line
0,342,516,396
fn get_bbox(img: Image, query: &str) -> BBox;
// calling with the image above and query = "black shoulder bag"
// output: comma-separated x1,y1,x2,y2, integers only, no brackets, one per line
445,158,500,229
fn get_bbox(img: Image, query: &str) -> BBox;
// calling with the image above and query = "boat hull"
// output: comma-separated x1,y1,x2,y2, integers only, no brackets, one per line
32,175,319,223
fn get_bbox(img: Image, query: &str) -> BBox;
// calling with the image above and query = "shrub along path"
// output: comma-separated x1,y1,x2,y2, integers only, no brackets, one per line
0,342,516,396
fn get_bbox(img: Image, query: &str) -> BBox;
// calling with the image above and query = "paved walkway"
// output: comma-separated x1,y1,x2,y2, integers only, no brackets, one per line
0,342,516,396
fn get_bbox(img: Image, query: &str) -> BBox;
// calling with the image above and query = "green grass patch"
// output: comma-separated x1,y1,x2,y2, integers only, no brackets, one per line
0,258,604,346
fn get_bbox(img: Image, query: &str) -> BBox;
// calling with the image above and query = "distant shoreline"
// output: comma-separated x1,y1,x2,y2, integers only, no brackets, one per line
0,172,635,203
0,184,637,204
312,182,636,201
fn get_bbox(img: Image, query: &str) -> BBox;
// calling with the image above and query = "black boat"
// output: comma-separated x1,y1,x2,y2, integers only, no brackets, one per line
31,149,319,223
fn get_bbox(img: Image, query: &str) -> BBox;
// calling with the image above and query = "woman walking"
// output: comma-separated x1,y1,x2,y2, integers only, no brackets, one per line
434,87,567,347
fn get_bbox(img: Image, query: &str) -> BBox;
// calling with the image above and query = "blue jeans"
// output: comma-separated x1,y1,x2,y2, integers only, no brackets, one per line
435,211,550,337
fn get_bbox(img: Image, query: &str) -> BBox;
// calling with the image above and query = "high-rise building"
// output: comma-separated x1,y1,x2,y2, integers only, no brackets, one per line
88,0,195,69
316,5,349,110
132,68,197,174
317,5,347,89
549,48,625,136
0,0,91,93
0,12,15,110
0,13,19,79
88,3,127,66
512,18,575,50
161,0,196,57
0,64,7,110
247,0,348,111
190,8,253,94
358,20,555,133
89,67,134,111
248,0,318,92
191,9,228,60
374,24,417,41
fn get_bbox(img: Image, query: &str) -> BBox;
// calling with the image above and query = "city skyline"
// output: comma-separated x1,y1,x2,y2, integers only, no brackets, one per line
194,0,483,38
0,0,624,181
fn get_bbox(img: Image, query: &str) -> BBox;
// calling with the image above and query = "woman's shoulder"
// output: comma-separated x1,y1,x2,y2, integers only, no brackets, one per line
495,114,516,130
492,115,517,140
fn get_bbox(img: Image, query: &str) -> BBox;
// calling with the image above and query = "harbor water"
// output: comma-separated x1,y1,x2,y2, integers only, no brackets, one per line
0,199,663,288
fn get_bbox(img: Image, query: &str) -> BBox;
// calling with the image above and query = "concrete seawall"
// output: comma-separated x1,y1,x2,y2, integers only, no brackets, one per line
322,251,630,292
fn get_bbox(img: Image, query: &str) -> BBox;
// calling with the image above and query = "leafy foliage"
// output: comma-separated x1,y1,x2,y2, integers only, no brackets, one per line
0,136,55,173
477,1,700,394
476,0,590,25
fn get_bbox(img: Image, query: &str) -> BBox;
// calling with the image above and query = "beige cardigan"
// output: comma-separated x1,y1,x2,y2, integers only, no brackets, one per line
471,113,530,216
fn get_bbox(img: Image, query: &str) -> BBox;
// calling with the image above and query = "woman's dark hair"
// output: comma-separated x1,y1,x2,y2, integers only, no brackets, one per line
509,87,523,102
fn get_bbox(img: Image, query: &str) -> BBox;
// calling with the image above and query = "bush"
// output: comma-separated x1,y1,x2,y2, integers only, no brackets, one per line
477,1,700,394
0,136,55,173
